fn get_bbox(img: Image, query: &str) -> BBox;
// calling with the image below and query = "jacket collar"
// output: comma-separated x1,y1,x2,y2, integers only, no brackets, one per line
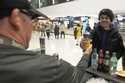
0,36,25,49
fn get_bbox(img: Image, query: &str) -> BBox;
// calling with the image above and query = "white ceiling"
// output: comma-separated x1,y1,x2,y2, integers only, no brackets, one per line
38,0,125,17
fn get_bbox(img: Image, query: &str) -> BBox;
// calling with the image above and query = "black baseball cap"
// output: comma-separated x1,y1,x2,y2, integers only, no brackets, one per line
0,0,48,19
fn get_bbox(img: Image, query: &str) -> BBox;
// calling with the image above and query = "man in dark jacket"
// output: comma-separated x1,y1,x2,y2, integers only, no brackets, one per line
79,8,125,83
0,0,74,83
91,9,125,68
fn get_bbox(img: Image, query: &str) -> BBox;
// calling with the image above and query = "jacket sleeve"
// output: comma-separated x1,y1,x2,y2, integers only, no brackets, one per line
115,32,125,70
40,55,74,83
111,31,125,59
73,53,93,83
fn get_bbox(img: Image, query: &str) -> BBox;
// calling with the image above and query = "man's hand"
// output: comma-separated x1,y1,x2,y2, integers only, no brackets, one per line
84,44,92,56
80,38,92,56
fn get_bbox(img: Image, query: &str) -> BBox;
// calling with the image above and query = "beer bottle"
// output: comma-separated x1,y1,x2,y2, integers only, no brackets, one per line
104,50,110,73
97,49,104,72
39,36,45,54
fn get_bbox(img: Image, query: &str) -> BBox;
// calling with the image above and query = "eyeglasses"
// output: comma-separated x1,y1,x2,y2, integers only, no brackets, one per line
20,9,33,19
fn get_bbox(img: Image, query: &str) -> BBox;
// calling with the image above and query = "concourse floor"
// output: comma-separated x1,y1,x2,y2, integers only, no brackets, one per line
28,31,83,66
28,31,123,69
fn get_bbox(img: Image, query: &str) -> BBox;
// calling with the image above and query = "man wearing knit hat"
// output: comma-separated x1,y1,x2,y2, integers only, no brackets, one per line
79,8,125,83
91,8,125,70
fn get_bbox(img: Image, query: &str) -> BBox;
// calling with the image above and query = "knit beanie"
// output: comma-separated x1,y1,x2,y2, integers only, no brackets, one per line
98,9,114,22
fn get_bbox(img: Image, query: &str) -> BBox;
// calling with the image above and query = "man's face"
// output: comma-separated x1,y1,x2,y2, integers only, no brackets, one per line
99,15,112,29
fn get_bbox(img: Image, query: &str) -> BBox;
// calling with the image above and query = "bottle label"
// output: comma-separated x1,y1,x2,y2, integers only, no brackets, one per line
99,58,103,64
105,59,110,66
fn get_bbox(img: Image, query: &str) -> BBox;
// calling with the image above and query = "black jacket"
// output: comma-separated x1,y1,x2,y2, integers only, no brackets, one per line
91,25,124,59
0,45,74,83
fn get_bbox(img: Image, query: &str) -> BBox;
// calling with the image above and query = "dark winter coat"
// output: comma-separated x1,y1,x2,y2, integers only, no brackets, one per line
0,45,74,83
91,25,124,59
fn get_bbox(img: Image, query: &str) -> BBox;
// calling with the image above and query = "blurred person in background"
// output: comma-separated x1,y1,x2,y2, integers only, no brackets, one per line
85,23,92,34
60,21,66,39
45,22,51,39
40,22,46,37
74,23,82,45
74,27,77,40
54,24,60,39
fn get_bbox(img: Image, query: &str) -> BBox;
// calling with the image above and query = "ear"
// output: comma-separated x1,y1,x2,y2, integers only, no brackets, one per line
8,8,22,31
